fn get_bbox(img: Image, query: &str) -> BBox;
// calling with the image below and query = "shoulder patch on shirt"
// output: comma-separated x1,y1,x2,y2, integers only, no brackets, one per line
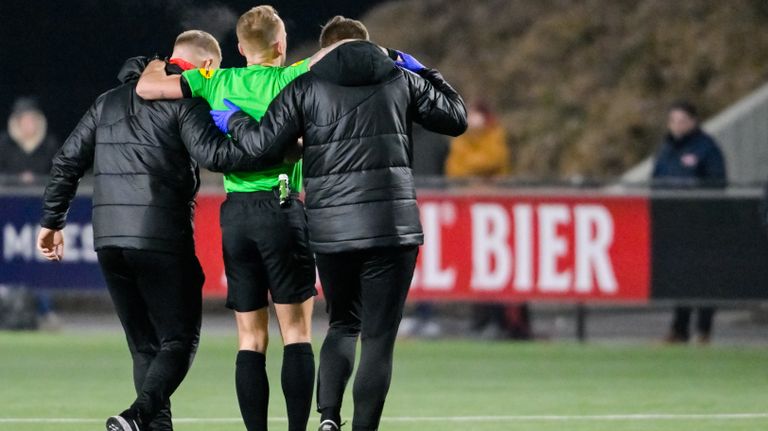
198,68,215,79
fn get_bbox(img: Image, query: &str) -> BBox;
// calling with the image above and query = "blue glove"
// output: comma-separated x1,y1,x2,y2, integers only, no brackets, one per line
210,99,241,134
395,50,426,73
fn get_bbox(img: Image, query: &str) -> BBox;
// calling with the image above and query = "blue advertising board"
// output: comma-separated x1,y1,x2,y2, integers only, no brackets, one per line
0,195,105,290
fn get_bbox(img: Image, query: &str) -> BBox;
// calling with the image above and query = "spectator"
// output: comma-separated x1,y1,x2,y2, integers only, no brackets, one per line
652,101,726,189
445,102,510,178
652,101,727,344
0,98,62,328
471,303,531,340
445,102,531,340
0,98,60,184
761,181,768,235
412,124,450,177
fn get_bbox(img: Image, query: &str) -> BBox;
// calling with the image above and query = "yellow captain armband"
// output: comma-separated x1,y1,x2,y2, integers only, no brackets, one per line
198,68,215,79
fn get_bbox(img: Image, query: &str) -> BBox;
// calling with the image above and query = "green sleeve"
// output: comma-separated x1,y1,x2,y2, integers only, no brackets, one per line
181,68,218,99
277,59,310,88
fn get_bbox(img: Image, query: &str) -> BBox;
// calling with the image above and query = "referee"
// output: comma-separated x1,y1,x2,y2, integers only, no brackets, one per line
38,31,261,431
135,7,354,431
219,34,467,431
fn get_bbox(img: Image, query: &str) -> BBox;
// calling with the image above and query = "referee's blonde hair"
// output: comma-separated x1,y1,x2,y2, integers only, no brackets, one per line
236,5,284,56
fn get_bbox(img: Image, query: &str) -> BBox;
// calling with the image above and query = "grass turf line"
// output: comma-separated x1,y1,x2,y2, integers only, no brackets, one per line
1,332,767,431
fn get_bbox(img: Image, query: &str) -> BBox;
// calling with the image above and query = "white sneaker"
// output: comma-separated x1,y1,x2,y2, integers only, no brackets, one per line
420,321,443,339
318,419,340,431
398,317,420,337
106,415,140,431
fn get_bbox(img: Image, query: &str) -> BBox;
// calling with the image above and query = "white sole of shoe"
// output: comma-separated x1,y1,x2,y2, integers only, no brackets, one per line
106,416,134,431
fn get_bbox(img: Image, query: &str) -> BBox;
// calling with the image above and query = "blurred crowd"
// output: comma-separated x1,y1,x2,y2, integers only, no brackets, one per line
0,98,59,186
0,95,740,342
402,99,729,342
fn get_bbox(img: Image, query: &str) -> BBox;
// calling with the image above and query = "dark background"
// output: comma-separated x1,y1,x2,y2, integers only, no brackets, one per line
651,197,768,300
0,0,387,141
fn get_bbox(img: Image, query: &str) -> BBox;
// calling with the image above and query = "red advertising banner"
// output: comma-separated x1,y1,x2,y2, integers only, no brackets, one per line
410,194,650,303
195,193,651,303
194,194,227,297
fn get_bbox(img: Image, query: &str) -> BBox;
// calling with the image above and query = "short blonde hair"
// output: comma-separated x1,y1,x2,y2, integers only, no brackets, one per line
236,6,283,55
174,30,222,62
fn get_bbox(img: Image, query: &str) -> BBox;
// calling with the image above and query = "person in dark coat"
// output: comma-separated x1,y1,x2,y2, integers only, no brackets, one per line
38,31,262,431
0,98,60,184
217,39,467,431
761,181,768,235
652,101,727,344
652,102,726,189
400,125,450,338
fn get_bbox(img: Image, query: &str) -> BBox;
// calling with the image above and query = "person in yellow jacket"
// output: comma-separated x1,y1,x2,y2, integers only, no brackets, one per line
445,102,533,339
445,102,510,178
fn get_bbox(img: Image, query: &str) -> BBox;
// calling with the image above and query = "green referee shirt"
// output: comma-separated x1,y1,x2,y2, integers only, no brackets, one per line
181,59,310,193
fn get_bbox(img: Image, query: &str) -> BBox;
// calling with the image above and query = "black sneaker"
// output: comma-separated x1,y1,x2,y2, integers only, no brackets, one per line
318,419,340,431
106,411,141,431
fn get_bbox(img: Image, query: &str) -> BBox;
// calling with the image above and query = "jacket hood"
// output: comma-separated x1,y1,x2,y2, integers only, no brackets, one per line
118,56,150,84
118,56,187,84
311,41,397,87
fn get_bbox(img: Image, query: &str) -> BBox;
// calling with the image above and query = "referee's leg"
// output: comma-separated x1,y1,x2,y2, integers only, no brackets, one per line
233,308,270,431
264,198,318,431
275,299,315,431
221,200,271,431
352,246,418,431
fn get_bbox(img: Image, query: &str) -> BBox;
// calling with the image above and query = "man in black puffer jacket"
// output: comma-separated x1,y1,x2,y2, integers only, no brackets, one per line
221,38,467,431
38,31,260,431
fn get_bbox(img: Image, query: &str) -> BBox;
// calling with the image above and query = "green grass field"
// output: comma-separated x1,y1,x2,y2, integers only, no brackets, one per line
1,331,767,431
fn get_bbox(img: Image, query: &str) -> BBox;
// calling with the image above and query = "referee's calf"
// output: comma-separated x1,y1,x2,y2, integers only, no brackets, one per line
38,31,261,431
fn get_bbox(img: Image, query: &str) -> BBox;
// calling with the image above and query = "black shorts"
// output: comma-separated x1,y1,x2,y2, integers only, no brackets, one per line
220,191,317,312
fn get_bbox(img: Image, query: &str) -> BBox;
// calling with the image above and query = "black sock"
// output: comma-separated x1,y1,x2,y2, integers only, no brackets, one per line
282,343,315,431
236,350,269,431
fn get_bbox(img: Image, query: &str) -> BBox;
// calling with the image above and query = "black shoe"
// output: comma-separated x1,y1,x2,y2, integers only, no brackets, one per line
318,419,341,431
106,411,141,431
664,332,689,344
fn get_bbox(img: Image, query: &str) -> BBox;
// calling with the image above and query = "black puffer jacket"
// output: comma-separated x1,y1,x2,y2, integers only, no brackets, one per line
42,57,259,254
228,41,467,253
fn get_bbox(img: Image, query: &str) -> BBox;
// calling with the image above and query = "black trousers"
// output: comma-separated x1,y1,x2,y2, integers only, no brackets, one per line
316,246,419,431
471,303,532,340
671,305,715,341
98,248,204,431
